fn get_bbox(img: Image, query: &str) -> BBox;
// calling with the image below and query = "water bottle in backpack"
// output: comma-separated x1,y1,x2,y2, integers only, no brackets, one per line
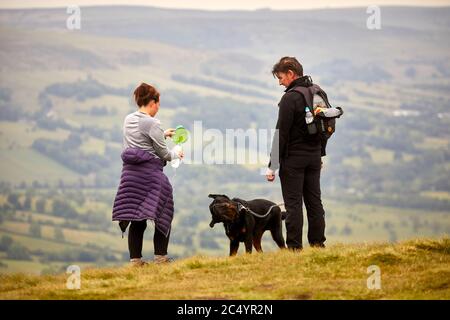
305,107,317,134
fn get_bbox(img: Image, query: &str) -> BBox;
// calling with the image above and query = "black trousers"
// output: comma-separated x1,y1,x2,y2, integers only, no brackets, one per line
128,220,171,259
279,153,326,249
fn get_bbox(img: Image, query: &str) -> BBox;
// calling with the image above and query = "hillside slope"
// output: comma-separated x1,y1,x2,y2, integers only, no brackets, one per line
0,238,448,300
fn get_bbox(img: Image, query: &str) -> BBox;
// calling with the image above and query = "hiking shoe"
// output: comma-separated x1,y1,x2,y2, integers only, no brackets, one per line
129,258,148,267
154,255,174,264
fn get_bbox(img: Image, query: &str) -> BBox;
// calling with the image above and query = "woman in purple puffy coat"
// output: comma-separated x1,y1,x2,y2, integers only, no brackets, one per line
112,83,183,266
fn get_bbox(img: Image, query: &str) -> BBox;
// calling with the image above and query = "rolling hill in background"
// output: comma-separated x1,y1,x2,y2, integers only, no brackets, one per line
0,6,449,275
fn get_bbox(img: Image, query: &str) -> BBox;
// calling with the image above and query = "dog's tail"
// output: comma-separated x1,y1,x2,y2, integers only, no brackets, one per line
281,211,287,220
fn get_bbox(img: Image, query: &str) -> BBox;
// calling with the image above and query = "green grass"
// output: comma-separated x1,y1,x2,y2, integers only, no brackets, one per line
52,95,129,131
0,259,49,275
322,199,450,243
15,211,65,225
78,137,107,155
0,147,81,184
415,137,449,150
0,121,70,149
421,191,450,201
0,238,448,299
342,156,364,169
0,221,125,252
366,146,395,164
0,230,80,253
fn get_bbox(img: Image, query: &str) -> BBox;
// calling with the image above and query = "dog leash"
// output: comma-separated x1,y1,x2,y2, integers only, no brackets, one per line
240,202,285,218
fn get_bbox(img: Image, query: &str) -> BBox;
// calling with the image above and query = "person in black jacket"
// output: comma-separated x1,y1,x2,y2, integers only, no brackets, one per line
266,56,326,250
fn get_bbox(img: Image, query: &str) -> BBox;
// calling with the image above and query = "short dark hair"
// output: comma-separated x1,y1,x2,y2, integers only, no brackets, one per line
272,56,303,77
134,82,160,107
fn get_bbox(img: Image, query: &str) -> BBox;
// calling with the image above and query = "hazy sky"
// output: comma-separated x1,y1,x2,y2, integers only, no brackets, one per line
1,0,450,10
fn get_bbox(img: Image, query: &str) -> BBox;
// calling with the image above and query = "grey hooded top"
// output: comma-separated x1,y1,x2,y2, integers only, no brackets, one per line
122,111,178,162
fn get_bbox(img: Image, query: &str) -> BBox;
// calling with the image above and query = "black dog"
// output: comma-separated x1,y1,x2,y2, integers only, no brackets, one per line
208,194,286,256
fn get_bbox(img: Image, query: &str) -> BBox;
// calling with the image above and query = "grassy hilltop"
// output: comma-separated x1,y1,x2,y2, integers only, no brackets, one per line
0,238,448,300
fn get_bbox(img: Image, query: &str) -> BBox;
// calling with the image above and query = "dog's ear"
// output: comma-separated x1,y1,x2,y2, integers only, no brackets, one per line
208,194,230,200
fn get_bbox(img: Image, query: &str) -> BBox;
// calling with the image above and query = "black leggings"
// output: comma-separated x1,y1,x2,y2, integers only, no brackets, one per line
128,220,170,259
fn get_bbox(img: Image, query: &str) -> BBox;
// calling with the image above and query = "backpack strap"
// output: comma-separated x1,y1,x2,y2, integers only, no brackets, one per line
289,84,324,113
289,86,313,113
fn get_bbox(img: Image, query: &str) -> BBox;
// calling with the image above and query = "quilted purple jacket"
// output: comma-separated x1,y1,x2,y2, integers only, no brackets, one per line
112,147,174,237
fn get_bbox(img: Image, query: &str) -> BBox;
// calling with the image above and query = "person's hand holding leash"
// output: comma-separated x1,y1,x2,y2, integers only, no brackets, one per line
266,168,275,182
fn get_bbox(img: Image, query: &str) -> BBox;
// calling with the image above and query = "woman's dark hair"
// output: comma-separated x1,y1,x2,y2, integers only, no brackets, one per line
272,56,303,77
134,82,160,107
